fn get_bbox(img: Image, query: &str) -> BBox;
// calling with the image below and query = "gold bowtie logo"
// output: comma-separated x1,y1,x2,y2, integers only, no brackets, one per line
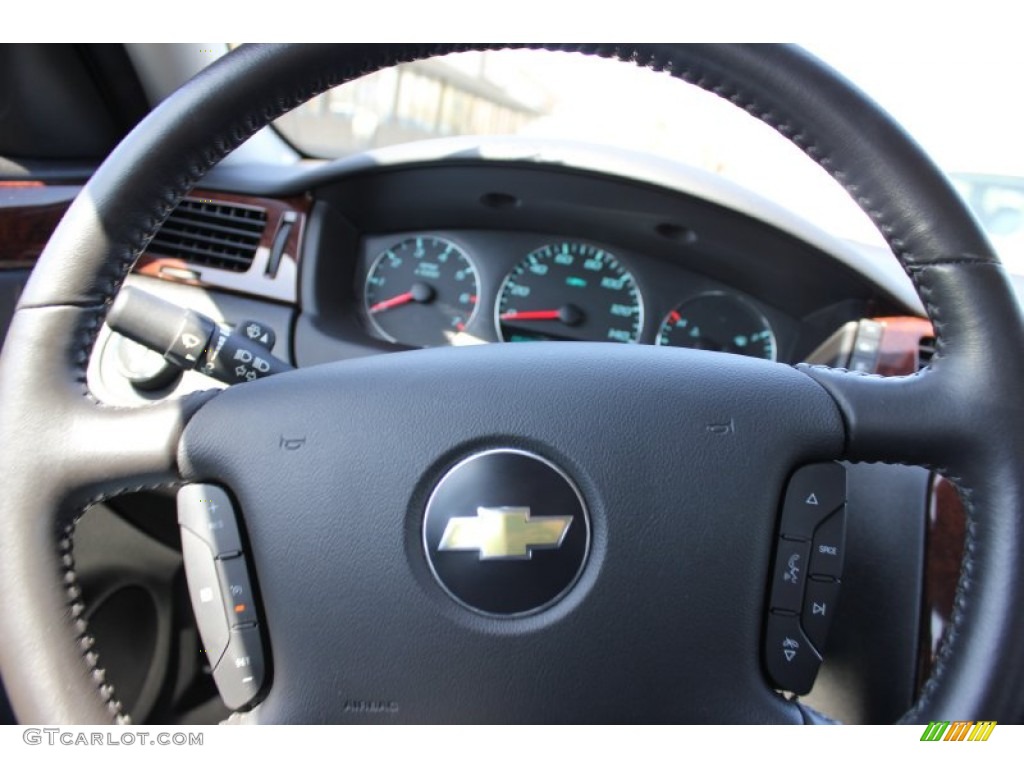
438,506,573,560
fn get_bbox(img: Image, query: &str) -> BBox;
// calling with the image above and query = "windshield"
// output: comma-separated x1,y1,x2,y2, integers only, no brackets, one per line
271,46,1024,275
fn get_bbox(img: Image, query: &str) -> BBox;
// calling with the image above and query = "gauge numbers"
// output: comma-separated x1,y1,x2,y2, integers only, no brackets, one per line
657,292,776,360
496,242,643,343
364,236,479,348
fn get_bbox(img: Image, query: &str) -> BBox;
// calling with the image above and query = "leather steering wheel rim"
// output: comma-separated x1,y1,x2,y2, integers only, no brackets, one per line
0,43,1022,724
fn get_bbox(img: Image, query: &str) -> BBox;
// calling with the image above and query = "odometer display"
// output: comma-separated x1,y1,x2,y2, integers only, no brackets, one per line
496,242,643,343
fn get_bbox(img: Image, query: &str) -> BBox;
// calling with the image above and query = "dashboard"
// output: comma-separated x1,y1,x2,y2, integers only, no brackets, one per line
271,147,924,374
0,140,958,724
3,140,933,395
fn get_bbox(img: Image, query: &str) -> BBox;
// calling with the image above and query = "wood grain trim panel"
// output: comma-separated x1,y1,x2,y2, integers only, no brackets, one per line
1,185,310,303
0,200,71,267
872,316,934,376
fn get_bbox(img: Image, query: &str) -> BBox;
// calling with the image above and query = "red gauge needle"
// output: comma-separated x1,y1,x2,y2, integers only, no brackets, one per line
500,309,561,321
369,282,436,314
500,304,584,326
369,291,415,314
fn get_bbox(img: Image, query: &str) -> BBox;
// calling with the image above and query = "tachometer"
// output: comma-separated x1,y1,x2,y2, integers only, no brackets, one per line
364,236,479,348
496,242,643,343
657,292,776,360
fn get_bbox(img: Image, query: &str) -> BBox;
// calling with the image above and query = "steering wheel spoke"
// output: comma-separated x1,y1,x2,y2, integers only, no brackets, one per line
0,305,215,506
797,365,954,467
800,259,1024,474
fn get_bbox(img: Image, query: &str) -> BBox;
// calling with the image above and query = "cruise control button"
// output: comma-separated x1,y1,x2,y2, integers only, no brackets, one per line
810,509,846,579
216,556,258,626
180,527,230,668
769,538,811,613
177,484,242,557
765,612,822,695
780,463,846,540
802,578,841,651
213,625,265,710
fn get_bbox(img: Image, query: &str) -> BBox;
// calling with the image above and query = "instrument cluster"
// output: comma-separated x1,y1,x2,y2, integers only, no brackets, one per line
358,230,786,361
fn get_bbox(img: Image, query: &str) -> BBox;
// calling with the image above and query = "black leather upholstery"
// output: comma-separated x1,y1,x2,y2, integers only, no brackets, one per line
0,44,1021,724
802,261,1024,721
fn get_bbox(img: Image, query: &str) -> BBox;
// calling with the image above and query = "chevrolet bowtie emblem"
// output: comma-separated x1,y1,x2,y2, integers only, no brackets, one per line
438,506,573,560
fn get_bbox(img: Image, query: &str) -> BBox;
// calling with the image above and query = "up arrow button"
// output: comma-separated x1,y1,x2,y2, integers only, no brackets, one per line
779,463,847,540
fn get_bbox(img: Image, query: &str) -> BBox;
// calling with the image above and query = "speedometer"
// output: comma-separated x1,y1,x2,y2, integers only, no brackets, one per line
496,242,643,343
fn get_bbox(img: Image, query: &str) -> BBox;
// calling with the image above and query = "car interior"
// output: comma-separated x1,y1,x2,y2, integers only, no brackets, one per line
0,43,1021,725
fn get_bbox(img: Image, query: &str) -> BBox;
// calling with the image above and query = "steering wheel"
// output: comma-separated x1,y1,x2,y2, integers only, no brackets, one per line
0,44,1022,724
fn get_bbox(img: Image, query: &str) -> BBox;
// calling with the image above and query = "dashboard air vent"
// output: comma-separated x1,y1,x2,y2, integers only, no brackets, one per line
146,198,267,272
918,336,936,370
